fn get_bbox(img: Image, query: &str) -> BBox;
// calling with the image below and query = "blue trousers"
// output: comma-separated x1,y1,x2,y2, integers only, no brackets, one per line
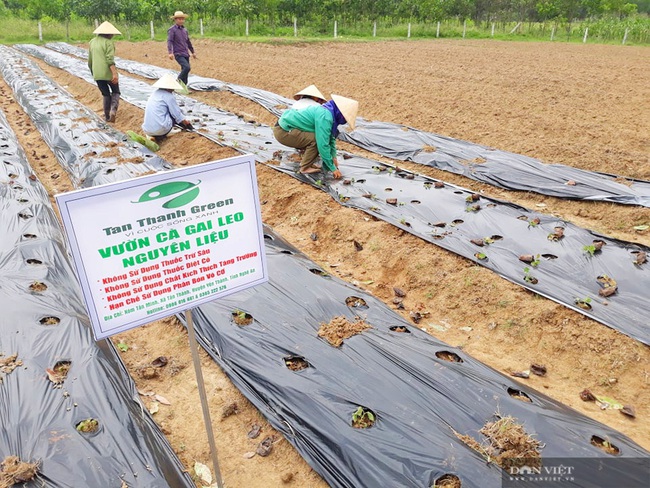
174,54,191,85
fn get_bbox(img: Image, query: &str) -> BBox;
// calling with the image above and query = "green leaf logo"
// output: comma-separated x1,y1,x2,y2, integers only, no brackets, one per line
134,181,201,209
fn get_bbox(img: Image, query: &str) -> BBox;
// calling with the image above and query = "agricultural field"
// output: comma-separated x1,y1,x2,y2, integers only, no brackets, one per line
0,38,649,487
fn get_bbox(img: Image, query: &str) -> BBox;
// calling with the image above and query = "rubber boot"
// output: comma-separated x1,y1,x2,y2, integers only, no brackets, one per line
108,93,120,122
102,95,111,121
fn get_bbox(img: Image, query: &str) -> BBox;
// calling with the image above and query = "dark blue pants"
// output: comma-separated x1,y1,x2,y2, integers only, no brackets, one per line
174,54,191,85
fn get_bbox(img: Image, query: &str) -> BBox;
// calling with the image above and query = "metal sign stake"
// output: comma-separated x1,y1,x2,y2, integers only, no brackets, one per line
186,308,224,488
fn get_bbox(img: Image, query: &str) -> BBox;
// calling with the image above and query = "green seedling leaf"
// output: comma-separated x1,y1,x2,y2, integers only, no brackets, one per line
633,225,649,231
117,341,128,352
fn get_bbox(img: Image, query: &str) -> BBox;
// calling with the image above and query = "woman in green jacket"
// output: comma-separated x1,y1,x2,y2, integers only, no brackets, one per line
273,94,358,179
88,21,121,122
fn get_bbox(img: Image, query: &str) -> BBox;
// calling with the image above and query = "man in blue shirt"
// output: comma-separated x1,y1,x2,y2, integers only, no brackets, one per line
167,11,196,86
142,74,193,140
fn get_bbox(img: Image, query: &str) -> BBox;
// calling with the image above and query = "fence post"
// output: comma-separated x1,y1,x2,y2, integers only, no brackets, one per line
200,18,204,37
462,19,466,38
334,20,337,38
373,21,376,37
583,27,588,43
436,21,440,38
551,26,555,41
245,18,249,36
150,20,154,40
622,28,628,45
293,17,297,37
407,23,411,38
509,22,521,34
38,21,43,42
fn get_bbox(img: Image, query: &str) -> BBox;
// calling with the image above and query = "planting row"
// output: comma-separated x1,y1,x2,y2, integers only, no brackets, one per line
0,105,193,486
44,41,650,207
19,44,650,346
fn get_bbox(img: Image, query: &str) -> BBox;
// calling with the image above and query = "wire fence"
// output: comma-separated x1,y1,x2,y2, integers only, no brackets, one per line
1,16,648,45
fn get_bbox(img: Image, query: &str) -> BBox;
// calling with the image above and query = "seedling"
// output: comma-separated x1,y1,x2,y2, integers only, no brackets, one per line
475,252,487,260
574,297,592,310
523,267,538,284
423,182,433,189
583,244,597,256
76,418,99,433
351,406,376,429
117,341,128,352
232,309,253,326
530,254,541,267
528,217,541,228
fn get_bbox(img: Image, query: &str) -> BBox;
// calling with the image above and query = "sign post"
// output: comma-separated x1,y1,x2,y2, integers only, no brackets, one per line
55,154,268,486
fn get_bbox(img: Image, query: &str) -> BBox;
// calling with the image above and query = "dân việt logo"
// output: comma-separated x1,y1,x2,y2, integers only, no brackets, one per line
133,181,201,209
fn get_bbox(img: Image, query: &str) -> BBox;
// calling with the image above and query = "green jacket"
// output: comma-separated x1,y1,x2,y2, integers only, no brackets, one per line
88,36,115,81
278,106,337,171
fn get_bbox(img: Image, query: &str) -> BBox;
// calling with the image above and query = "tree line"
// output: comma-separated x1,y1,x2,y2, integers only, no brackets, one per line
1,0,647,26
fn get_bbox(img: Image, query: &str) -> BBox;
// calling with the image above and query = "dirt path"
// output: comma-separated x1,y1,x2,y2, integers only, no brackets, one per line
5,39,649,486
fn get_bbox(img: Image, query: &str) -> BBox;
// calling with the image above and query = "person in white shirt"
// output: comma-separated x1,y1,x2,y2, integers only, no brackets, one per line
292,85,326,111
142,74,193,140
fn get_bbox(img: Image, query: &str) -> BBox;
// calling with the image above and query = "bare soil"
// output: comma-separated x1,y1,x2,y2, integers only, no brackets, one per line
2,38,649,487
317,315,371,347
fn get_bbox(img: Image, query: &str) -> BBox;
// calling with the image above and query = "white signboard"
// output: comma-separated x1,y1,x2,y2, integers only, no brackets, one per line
56,154,267,340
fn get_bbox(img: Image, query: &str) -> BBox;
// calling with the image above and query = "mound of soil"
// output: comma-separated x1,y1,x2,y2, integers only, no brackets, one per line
0,456,38,487
457,415,542,470
318,316,371,347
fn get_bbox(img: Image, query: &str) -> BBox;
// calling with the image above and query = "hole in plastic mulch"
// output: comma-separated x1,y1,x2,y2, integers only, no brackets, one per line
431,473,462,488
590,435,620,455
231,310,253,326
507,387,533,403
22,233,37,239
280,250,293,255
389,325,411,334
284,355,310,372
435,351,463,363
18,212,33,220
542,254,558,260
356,179,366,184
75,418,101,436
29,281,48,293
454,191,463,195
451,219,464,226
351,406,376,429
490,235,503,241
309,268,329,277
26,258,43,265
411,200,421,204
345,296,368,309
50,360,72,384
263,234,274,241
39,316,60,326
385,188,393,192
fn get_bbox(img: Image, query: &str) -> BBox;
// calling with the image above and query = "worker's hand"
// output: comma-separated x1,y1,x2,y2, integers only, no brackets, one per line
168,53,174,60
333,158,339,169
110,74,118,84
191,53,197,60
180,120,195,131
332,169,342,179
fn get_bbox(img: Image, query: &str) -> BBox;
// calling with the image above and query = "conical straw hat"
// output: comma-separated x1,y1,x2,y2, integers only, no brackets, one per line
93,21,121,35
331,94,359,131
153,73,184,91
171,11,189,18
293,85,326,102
